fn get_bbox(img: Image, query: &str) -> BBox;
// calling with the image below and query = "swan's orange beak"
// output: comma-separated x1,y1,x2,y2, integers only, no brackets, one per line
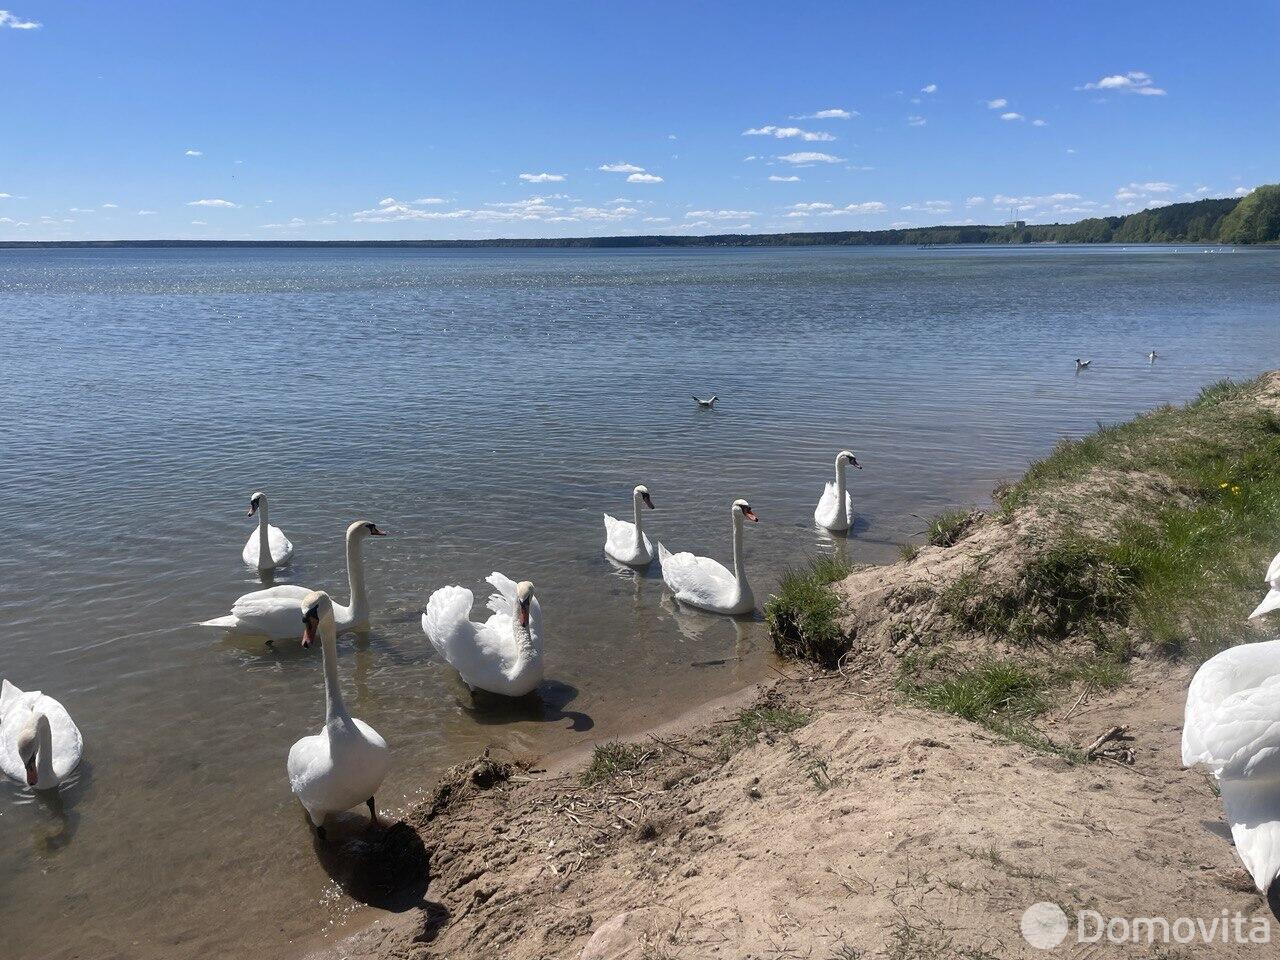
517,602,530,628
24,758,37,786
743,508,759,523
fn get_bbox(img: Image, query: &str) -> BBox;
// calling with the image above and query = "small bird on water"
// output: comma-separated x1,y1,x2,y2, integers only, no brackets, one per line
1148,350,1158,363
693,395,718,408
1075,358,1092,371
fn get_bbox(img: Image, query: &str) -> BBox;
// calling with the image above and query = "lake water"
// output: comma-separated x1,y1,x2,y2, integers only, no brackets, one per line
1,244,1277,958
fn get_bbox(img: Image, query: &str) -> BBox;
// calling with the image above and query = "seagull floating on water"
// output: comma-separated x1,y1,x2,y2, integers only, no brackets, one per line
1075,358,1092,371
693,395,718,408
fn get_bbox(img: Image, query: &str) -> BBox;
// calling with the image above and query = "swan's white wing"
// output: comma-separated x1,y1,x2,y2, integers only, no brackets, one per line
814,481,838,525
422,586,477,661
1267,551,1280,587
0,678,20,714
241,529,259,567
485,571,519,619
1250,590,1280,620
267,525,294,565
202,585,311,638
1183,641,1280,776
604,514,652,561
1219,777,1280,893
658,543,736,609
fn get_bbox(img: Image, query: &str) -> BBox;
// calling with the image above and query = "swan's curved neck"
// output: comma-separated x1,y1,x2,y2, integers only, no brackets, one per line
257,498,272,568
35,713,54,784
834,457,849,525
320,617,348,722
632,492,646,541
344,532,369,623
510,606,543,677
731,512,748,591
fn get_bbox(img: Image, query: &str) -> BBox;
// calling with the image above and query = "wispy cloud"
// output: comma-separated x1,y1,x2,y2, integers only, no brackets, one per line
1077,71,1166,96
1000,112,1024,122
785,200,886,217
985,98,1008,109
414,197,445,205
993,192,1083,212
1114,181,1175,203
790,108,857,120
1032,119,1048,127
965,196,985,207
920,83,938,94
778,151,844,165
599,162,645,173
137,210,157,216
191,220,207,226
184,149,203,157
686,209,760,220
900,200,952,212
743,125,835,142
0,10,41,29
768,175,801,182
187,198,238,208
627,172,663,183
519,172,565,183
906,116,927,127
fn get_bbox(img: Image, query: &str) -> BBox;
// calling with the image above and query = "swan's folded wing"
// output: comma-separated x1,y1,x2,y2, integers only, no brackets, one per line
241,529,260,566
660,547,735,606
603,513,630,552
0,678,21,714
1251,590,1280,620
1184,670,1280,777
815,481,838,522
423,586,476,660
1267,551,1280,587
226,584,312,637
268,525,294,564
485,571,519,619
38,694,83,778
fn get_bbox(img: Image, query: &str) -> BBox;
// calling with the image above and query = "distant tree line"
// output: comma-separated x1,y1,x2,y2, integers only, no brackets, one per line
3,187,1277,249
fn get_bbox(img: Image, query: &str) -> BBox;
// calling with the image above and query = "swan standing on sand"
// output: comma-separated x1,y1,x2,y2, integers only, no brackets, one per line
1075,358,1092,371
694,395,718,408
288,591,390,839
422,574,543,696
1183,639,1280,894
201,521,387,640
814,450,861,532
604,485,656,566
0,680,83,789
1249,552,1280,619
658,499,759,615
242,491,294,572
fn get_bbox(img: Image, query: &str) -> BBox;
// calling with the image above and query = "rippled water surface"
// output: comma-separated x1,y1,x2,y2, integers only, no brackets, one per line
1,245,1277,958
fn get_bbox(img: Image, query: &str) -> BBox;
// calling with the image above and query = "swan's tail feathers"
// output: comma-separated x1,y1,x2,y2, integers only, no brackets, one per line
657,542,672,563
423,585,475,656
1220,776,1280,893
198,615,238,629
1250,589,1280,620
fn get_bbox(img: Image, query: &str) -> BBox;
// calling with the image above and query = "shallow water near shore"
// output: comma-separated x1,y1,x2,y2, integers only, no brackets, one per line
1,244,1277,958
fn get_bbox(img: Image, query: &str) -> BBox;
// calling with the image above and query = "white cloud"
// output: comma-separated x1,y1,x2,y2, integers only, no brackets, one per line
1032,119,1048,127
191,220,207,226
69,207,94,213
519,172,565,183
627,173,663,183
986,98,1008,109
137,210,157,216
743,125,835,142
185,149,203,157
1146,200,1173,209
1077,71,1166,96
907,116,927,127
101,203,118,209
965,196,985,207
599,162,645,173
187,198,238,208
686,209,759,220
1115,181,1175,202
1233,186,1253,197
785,201,885,217
0,10,40,29
414,197,445,205
378,197,397,206
792,108,857,120
921,83,938,94
778,151,844,164
643,216,670,222
0,193,10,200
768,175,801,182
900,200,952,212
1000,112,1024,122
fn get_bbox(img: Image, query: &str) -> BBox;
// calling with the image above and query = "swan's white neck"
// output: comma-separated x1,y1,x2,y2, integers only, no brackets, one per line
834,456,849,527
35,713,55,785
511,607,543,675
344,531,370,625
731,512,749,596
319,615,349,722
632,491,646,543
257,498,272,569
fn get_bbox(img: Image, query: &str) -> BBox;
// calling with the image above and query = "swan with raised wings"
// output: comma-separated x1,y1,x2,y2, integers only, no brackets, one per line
422,574,543,697
604,485,656,567
658,499,759,615
201,521,387,640
814,450,860,532
1184,638,1280,894
242,491,294,572
287,591,390,839
1249,551,1280,619
0,679,83,790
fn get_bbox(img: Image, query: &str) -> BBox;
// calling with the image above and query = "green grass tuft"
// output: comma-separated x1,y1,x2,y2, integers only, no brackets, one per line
765,553,853,668
926,508,982,547
581,741,646,785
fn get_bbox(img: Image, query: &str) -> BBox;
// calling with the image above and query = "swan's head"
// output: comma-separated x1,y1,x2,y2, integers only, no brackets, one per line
733,498,759,523
247,491,266,517
515,581,535,627
838,450,861,470
15,716,40,786
635,485,655,509
299,590,332,648
348,520,389,540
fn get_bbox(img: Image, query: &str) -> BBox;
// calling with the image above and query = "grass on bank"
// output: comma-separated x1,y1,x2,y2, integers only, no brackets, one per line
764,554,853,668
582,741,647,785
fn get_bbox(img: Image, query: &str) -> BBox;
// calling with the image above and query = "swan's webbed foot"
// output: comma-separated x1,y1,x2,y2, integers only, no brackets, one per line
366,796,380,827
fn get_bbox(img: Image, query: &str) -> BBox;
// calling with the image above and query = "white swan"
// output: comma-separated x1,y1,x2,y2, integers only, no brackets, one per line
0,679,83,790
287,591,390,838
693,395,718,408
1249,552,1280,619
422,574,543,697
1183,638,1280,893
814,450,861,532
201,521,387,640
658,499,759,615
1075,358,1092,370
242,491,294,571
604,485,656,567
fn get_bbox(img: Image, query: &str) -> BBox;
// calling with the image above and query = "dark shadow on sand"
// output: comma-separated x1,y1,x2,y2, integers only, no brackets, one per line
311,814,440,917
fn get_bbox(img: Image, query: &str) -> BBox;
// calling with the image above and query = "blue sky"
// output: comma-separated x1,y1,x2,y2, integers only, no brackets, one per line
1,1,1276,240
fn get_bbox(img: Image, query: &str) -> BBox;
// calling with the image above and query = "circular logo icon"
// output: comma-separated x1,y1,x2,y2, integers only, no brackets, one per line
1021,902,1069,950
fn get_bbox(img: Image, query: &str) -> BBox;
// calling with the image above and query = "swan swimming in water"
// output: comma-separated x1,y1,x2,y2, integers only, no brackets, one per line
814,450,860,532
658,499,759,616
1249,552,1280,620
1075,358,1092,371
693,395,718,408
242,491,294,572
422,574,544,697
201,521,387,640
0,679,83,790
1183,638,1280,894
287,590,390,839
603,485,656,567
